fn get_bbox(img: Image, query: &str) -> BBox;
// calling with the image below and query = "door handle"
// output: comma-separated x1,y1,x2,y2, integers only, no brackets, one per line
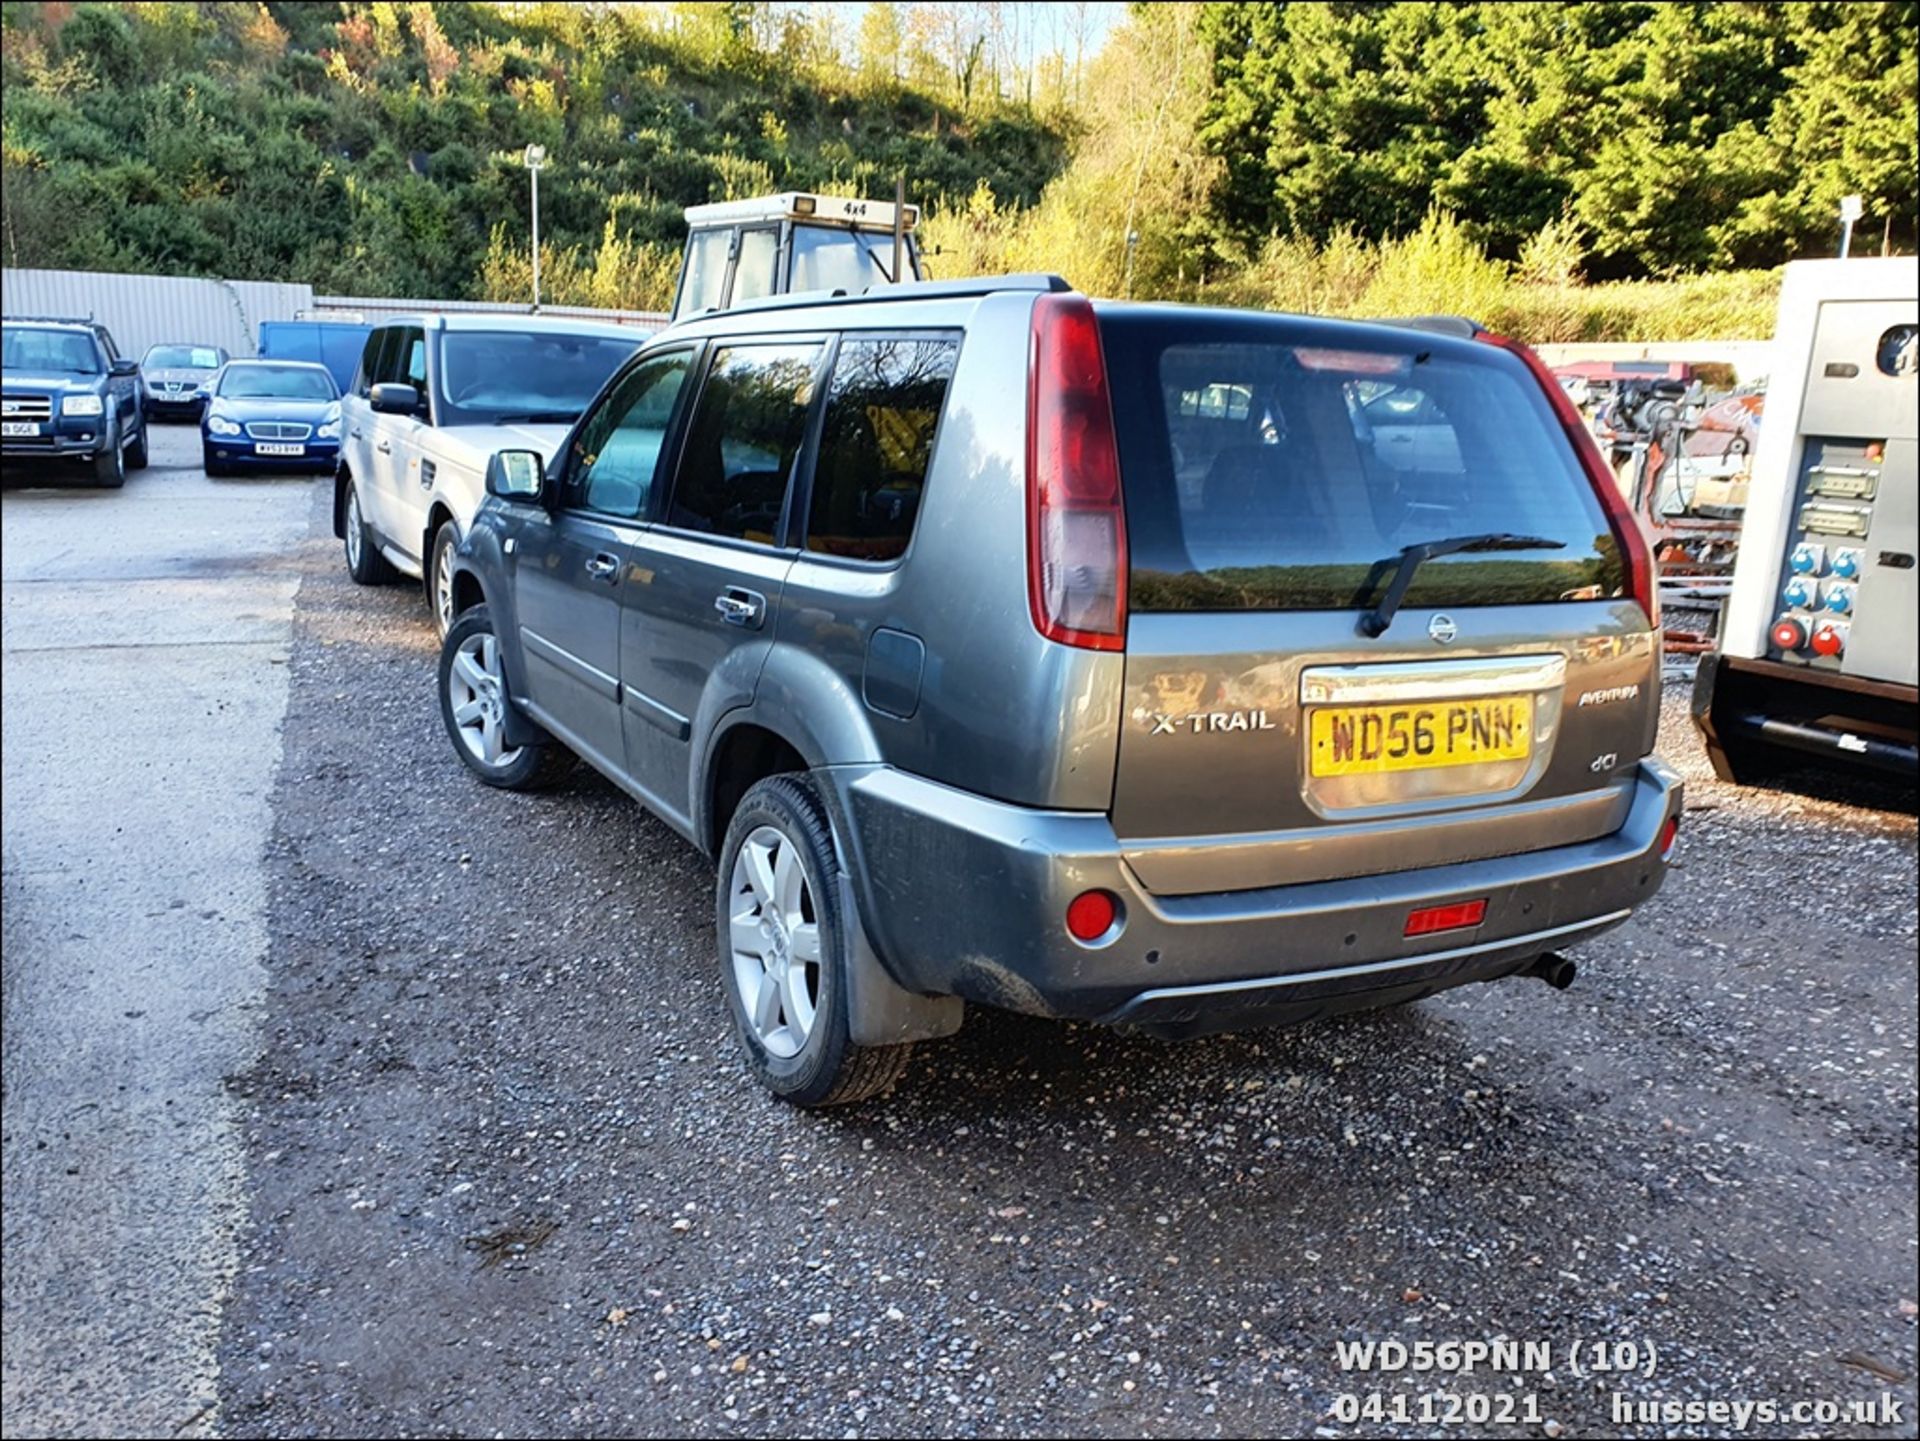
375,440,393,455
584,552,622,582
714,588,766,628
350,427,365,439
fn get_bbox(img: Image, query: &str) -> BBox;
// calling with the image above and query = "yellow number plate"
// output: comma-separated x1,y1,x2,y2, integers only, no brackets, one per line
1309,697,1532,777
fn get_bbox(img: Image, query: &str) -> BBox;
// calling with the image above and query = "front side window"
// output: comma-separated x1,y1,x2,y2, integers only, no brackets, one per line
666,342,823,543
567,349,696,520
2,326,101,375
677,229,731,318
806,336,958,562
403,333,427,390
219,364,338,400
435,329,639,427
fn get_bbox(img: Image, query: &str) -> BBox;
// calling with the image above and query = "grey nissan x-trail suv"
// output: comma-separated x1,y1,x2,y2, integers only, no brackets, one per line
439,275,1682,1106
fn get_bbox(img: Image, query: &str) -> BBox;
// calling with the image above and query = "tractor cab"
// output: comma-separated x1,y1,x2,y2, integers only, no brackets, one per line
671,191,925,321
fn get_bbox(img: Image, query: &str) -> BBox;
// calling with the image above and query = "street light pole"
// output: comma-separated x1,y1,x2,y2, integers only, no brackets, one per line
524,144,548,310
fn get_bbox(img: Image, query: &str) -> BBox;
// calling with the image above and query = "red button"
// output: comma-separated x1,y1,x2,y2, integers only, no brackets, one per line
1811,622,1846,657
1772,617,1806,650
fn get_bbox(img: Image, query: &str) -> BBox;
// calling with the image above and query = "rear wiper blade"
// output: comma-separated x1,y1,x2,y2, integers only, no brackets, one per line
492,410,576,424
1359,533,1565,638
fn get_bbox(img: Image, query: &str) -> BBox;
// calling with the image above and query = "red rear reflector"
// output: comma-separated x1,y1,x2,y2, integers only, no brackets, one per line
1659,815,1681,861
1404,899,1487,937
1475,330,1658,629
1028,293,1127,650
1065,889,1118,942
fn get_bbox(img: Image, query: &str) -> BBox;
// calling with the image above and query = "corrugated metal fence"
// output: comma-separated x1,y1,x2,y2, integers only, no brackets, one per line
1,268,313,359
2,267,669,358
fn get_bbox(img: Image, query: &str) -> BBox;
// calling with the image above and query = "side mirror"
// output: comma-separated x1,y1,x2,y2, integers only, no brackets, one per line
109,358,139,377
485,449,545,501
370,381,423,416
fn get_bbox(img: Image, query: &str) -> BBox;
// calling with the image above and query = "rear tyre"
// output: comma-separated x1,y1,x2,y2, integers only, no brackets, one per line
125,421,149,471
92,422,125,488
343,479,397,585
716,774,913,1107
438,605,576,791
429,522,459,638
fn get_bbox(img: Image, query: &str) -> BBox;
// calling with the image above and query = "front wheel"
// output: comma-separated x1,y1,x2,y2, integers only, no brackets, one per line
438,605,576,790
125,421,149,471
342,479,396,585
92,422,125,488
717,775,912,1107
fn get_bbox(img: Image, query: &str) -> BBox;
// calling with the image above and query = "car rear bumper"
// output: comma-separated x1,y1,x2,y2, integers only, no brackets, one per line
823,755,1682,1036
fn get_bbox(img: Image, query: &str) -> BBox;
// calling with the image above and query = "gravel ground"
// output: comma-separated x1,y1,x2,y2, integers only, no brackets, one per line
217,484,1917,1439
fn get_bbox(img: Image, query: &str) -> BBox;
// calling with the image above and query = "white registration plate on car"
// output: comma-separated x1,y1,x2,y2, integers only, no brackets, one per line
255,442,305,456
2,422,40,437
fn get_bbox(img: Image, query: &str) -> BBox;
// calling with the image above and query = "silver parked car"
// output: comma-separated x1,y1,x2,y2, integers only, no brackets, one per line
141,342,229,421
331,314,643,634
438,275,1682,1106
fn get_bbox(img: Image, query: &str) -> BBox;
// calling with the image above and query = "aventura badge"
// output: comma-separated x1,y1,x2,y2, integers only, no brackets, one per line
1577,684,1643,707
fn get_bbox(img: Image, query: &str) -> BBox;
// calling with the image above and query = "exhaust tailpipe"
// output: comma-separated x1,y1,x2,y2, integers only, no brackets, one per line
1530,952,1577,990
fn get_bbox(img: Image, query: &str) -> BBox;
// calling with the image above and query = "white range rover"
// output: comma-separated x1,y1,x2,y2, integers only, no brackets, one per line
333,313,645,632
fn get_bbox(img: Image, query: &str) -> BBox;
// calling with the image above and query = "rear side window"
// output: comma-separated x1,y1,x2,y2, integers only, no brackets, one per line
1102,314,1622,611
806,336,958,562
666,342,823,543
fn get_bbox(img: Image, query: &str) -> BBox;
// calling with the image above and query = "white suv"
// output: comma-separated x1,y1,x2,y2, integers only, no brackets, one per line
332,313,645,632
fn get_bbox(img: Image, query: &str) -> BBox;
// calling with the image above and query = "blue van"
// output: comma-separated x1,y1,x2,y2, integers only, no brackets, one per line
258,320,373,396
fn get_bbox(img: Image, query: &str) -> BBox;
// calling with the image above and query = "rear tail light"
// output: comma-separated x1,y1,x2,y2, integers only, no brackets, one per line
1404,899,1487,937
1476,331,1658,629
1658,815,1681,861
1028,293,1127,650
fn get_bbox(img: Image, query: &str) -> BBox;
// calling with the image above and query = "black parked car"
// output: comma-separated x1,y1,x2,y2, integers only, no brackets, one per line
1,318,149,487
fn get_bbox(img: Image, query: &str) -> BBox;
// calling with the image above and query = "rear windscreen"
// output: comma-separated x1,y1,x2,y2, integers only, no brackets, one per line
1099,311,1623,612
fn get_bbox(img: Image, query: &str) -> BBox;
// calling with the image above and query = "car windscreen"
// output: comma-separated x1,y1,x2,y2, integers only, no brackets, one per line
219,365,336,400
147,345,223,369
790,225,904,294
1099,310,1622,612
2,327,100,375
436,330,639,426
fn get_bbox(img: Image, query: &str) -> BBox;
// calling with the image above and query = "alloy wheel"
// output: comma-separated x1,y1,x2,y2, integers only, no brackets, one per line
447,631,522,769
727,825,823,1059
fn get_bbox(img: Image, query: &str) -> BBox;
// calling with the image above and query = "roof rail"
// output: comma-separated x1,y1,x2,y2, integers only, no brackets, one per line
1371,314,1483,339
699,273,1074,323
3,313,97,327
